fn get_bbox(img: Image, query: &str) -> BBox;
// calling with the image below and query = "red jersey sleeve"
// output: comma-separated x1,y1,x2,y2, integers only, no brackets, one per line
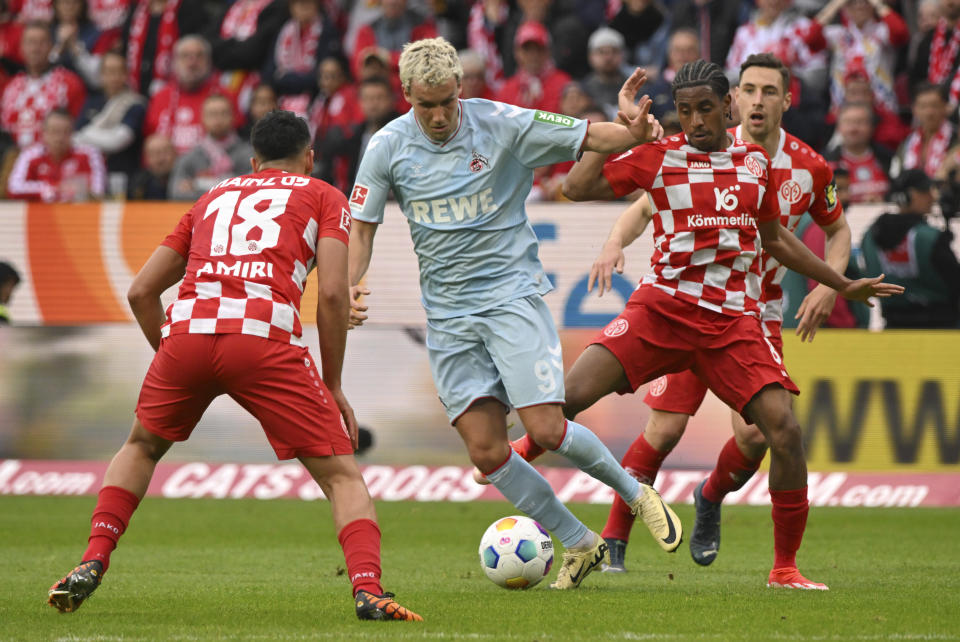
315,182,351,246
601,143,663,198
808,157,843,227
756,152,781,224
161,205,196,259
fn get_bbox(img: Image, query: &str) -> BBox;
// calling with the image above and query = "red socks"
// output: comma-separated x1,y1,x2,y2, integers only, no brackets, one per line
338,518,384,596
770,487,809,569
601,434,668,542
701,437,764,503
82,485,141,572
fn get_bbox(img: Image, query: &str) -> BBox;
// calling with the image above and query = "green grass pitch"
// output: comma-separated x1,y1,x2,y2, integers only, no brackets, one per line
2,496,958,641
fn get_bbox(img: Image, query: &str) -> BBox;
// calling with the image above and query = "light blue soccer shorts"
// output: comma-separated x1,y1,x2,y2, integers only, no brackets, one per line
425,294,566,423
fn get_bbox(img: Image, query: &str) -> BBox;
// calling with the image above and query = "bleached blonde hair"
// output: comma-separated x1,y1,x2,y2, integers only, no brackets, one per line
398,37,462,93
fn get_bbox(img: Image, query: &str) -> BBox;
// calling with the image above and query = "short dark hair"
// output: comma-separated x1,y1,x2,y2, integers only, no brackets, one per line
739,53,790,93
912,82,948,103
359,75,393,94
0,261,20,287
672,59,729,100
250,110,311,161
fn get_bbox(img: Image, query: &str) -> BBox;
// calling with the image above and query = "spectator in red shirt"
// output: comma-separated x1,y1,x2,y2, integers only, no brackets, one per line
143,35,237,155
0,21,85,148
308,54,361,144
824,101,892,203
7,107,105,201
494,21,570,113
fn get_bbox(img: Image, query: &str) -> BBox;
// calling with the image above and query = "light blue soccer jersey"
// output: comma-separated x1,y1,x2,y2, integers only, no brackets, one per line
349,99,588,319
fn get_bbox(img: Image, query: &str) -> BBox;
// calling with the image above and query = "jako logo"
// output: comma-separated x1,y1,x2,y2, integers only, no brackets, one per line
714,185,741,211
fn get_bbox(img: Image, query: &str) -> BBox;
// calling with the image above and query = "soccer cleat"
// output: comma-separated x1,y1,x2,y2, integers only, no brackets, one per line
767,567,829,591
355,590,423,621
629,483,682,552
549,532,609,589
47,560,103,613
601,538,627,573
689,479,721,566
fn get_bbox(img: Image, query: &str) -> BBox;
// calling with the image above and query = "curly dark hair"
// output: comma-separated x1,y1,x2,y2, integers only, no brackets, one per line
250,110,311,162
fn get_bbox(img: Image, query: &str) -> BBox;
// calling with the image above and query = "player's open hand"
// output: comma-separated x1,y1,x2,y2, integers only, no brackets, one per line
838,274,904,305
348,285,370,329
795,284,838,342
618,95,662,145
618,67,650,120
330,387,359,450
588,240,625,297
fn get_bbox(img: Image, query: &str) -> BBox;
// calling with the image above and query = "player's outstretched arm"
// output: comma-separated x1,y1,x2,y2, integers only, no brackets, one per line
795,214,852,342
316,236,358,447
582,94,662,155
127,246,187,351
589,193,652,297
759,218,904,304
563,151,617,201
348,220,379,328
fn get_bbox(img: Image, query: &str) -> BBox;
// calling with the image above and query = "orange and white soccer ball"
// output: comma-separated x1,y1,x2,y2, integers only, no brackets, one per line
478,515,554,589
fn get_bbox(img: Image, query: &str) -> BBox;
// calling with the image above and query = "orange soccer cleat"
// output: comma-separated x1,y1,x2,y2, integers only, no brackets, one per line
767,567,829,590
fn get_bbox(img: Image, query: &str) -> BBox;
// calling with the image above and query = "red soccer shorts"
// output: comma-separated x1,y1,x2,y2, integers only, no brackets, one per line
136,333,352,459
593,287,797,415
643,318,786,415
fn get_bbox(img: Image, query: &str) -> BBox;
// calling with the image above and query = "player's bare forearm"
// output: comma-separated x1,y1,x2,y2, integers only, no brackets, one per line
316,238,351,390
127,246,187,351
823,215,852,274
759,219,849,291
563,151,617,201
794,216,851,341
610,193,652,248
348,220,378,286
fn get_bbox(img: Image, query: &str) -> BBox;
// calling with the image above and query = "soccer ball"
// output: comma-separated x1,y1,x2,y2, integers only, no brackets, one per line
478,515,554,589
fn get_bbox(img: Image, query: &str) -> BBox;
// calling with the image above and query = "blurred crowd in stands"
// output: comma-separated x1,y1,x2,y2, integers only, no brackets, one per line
0,0,957,327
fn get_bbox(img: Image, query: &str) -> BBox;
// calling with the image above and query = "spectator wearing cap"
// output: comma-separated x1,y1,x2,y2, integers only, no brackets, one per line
804,0,909,118
826,63,908,153
494,21,570,113
581,27,628,121
860,169,960,328
0,21,86,149
7,107,105,202
349,0,436,82
891,83,956,180
824,102,892,203
608,0,671,74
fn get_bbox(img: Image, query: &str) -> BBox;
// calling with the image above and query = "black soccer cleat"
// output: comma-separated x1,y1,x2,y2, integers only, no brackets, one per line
690,479,722,566
602,538,628,573
355,590,423,621
47,560,103,613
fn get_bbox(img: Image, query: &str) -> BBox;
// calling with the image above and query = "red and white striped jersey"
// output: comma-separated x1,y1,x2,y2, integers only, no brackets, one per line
160,169,352,346
603,133,780,318
0,68,86,147
725,12,826,77
6,142,106,202
736,127,843,323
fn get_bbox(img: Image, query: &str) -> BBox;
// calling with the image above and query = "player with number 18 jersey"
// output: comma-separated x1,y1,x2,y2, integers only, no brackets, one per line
138,168,354,459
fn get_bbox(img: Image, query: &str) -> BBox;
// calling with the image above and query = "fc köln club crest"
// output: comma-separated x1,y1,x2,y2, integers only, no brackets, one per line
470,150,489,172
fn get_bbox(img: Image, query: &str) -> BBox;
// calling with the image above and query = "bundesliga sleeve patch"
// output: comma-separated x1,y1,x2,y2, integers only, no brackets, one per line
534,110,575,127
825,180,838,210
350,184,369,211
